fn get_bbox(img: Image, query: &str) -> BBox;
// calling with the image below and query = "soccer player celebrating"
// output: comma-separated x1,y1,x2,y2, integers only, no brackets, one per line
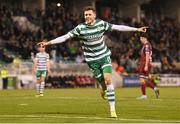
33,44,50,97
38,6,147,118
137,33,159,100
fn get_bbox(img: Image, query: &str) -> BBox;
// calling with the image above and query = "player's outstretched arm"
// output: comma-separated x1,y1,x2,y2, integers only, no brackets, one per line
33,59,37,74
111,24,148,32
38,33,71,46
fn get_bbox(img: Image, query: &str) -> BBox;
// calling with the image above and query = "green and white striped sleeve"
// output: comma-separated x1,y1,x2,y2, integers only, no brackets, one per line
69,25,81,37
104,21,113,31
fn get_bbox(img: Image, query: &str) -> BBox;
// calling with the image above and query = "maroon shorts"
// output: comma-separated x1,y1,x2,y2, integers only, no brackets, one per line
138,63,151,79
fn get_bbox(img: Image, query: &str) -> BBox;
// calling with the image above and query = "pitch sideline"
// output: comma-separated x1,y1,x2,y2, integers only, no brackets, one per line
0,114,179,123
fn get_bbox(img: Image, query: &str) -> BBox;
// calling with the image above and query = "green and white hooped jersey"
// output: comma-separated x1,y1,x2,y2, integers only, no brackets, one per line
68,19,112,62
35,52,49,71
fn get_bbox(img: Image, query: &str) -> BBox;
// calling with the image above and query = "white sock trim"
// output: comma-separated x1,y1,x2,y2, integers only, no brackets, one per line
40,82,45,94
110,103,115,112
36,83,40,94
106,84,116,112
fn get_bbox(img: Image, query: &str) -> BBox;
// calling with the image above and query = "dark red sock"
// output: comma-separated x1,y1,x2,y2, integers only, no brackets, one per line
141,84,146,95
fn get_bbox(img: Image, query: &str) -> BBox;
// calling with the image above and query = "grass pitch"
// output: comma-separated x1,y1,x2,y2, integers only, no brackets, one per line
0,87,180,123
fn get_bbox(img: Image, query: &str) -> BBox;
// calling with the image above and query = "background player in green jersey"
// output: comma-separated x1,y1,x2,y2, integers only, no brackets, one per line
38,6,147,118
33,44,50,97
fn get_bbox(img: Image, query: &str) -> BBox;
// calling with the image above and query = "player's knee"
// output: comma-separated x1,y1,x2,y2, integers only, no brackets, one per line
104,76,111,85
40,77,45,82
37,79,41,83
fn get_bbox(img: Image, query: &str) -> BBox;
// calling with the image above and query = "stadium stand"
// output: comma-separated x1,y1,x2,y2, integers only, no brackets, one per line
0,1,179,89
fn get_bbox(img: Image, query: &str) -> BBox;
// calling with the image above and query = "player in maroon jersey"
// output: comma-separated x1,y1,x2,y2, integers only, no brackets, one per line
137,33,159,100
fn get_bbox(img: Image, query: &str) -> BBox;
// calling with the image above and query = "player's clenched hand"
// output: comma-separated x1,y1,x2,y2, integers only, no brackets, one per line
37,40,50,47
137,26,148,32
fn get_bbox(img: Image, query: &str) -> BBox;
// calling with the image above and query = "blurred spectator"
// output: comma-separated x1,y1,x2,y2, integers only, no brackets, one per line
160,55,176,73
112,60,127,75
0,4,179,74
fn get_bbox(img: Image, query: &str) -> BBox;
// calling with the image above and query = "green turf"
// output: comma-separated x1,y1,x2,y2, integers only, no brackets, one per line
0,87,180,123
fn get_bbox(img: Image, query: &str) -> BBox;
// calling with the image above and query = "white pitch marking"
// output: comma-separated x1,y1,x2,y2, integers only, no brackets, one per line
18,104,28,106
0,115,180,123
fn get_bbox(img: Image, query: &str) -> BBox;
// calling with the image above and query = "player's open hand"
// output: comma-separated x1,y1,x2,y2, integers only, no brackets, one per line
137,26,148,32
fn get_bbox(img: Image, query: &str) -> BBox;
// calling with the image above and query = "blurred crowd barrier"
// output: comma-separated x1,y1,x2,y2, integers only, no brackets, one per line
122,74,180,87
0,61,179,90
0,61,123,89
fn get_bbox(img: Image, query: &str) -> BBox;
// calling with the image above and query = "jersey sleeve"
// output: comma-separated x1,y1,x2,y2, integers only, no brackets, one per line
35,54,38,61
50,33,71,44
104,21,112,31
111,24,138,31
68,25,81,37
144,44,150,53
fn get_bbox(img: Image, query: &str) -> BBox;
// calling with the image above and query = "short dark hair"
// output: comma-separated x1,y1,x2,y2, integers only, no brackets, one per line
83,6,96,13
140,33,149,39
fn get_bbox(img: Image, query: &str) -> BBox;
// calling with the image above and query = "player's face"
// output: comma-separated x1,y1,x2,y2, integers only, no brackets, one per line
84,10,96,25
140,37,147,44
39,46,45,52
